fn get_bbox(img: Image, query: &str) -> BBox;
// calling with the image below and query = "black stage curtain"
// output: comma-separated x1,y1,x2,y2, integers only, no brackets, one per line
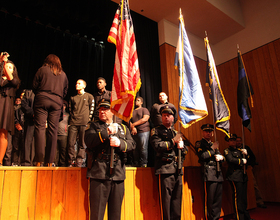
0,0,161,110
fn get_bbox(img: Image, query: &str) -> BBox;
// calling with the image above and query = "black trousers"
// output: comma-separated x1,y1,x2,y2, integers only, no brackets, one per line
67,125,86,164
12,129,24,165
3,132,12,166
89,179,124,220
55,135,67,166
34,97,61,164
21,122,35,166
205,181,223,220
230,180,251,220
157,173,182,220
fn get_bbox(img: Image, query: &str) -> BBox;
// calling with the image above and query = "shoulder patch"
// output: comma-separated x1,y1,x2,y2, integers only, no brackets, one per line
151,128,156,136
224,148,229,155
195,141,201,148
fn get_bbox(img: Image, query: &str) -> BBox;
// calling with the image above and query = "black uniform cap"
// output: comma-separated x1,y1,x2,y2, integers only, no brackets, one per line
225,133,237,142
98,98,111,108
160,105,175,115
201,123,214,131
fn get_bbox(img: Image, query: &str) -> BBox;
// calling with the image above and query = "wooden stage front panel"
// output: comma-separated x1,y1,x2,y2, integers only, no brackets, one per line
0,166,256,220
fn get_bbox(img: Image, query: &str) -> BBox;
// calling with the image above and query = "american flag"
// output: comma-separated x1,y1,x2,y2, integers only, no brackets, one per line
108,0,141,122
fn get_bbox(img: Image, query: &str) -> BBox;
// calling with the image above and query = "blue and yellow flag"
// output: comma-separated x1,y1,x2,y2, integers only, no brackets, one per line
204,37,230,136
237,50,254,131
175,11,208,128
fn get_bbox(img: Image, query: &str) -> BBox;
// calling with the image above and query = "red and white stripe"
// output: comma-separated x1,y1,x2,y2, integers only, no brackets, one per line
108,0,141,122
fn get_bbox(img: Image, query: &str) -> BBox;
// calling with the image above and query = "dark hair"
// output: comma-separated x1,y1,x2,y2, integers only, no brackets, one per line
43,54,62,75
136,96,143,103
6,60,21,89
97,77,106,83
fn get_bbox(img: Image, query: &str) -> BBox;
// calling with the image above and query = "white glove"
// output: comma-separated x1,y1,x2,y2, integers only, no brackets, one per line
242,158,247,164
110,136,120,147
241,149,247,155
108,123,118,135
173,133,182,143
177,140,184,149
215,154,224,161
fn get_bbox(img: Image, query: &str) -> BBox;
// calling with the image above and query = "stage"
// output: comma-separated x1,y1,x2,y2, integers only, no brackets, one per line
0,166,256,220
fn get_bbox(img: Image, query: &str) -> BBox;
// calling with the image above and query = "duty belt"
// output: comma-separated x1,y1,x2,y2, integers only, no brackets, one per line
97,153,120,162
162,154,179,163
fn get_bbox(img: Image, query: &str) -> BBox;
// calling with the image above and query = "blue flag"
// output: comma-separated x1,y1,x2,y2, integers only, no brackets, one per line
237,50,254,131
175,12,208,128
204,37,230,137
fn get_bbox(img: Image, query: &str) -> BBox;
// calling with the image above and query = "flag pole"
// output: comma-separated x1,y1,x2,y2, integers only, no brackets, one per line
205,33,220,173
238,44,246,174
177,8,183,171
241,119,246,174
110,115,117,175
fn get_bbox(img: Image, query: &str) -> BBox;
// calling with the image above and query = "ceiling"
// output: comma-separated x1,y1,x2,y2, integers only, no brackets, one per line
111,0,245,44
1,0,245,45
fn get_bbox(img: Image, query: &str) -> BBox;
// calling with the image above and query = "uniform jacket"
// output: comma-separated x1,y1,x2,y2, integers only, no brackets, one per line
195,138,224,182
85,120,135,181
150,125,187,175
224,146,248,182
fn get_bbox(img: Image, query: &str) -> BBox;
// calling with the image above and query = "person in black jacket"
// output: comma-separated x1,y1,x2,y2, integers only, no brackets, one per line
150,92,178,128
84,98,135,220
68,79,94,167
236,137,266,209
195,124,224,220
224,134,254,220
12,97,24,166
33,54,68,166
20,89,35,166
150,105,187,220
0,52,20,166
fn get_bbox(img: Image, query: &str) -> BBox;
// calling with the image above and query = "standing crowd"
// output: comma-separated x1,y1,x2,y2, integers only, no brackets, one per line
0,52,263,220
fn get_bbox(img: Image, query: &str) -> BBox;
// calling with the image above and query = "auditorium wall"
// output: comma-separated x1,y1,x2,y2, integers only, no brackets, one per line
159,38,280,202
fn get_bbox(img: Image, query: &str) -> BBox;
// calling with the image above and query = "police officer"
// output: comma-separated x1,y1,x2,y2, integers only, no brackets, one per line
150,105,187,220
224,134,254,220
195,124,224,220
84,98,136,220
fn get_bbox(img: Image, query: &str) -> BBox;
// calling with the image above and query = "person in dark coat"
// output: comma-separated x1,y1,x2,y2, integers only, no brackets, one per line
150,92,178,128
195,124,224,220
150,105,188,220
33,54,68,166
85,98,135,220
20,89,35,166
236,136,266,209
224,134,254,220
0,52,20,165
93,77,111,122
12,97,24,166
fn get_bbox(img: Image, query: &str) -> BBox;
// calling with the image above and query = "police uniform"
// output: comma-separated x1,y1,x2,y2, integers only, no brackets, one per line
150,105,187,220
195,124,224,220
224,134,253,220
84,99,136,220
